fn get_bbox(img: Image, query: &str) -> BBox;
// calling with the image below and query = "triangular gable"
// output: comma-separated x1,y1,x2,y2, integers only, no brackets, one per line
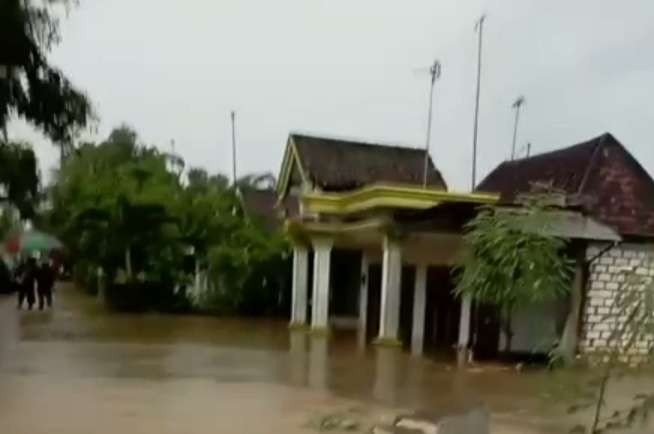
276,136,309,199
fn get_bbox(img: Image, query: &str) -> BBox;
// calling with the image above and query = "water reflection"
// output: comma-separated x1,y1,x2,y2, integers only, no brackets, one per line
308,335,329,390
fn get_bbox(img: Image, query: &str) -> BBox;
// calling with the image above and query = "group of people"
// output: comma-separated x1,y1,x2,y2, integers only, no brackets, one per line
15,257,57,311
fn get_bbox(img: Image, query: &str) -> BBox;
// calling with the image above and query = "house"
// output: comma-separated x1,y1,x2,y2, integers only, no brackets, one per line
278,132,503,361
276,131,651,364
478,133,654,364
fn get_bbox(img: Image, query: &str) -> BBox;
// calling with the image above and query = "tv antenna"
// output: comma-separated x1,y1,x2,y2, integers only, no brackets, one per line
418,59,442,187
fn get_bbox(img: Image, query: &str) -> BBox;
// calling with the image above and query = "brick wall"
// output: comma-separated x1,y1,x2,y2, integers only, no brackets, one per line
580,243,654,365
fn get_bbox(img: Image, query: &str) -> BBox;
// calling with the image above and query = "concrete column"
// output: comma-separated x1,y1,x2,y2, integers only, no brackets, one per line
411,264,427,356
457,295,473,366
377,236,402,344
290,245,309,327
358,254,370,348
311,237,333,331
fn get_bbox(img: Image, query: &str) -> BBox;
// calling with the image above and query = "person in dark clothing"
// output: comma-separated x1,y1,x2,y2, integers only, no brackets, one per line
37,260,56,310
17,258,37,310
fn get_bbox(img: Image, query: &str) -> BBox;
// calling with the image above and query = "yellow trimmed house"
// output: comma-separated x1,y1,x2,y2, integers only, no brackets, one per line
277,132,500,359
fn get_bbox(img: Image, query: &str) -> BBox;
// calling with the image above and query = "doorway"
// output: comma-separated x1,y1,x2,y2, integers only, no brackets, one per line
424,266,460,356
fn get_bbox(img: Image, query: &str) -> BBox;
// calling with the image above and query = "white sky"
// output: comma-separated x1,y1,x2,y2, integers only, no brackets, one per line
8,0,654,190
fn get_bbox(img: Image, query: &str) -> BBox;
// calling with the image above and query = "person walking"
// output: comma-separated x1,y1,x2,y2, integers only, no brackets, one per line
37,259,55,310
17,258,37,310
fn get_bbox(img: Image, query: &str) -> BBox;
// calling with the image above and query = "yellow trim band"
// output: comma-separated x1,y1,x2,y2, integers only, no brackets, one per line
301,183,498,215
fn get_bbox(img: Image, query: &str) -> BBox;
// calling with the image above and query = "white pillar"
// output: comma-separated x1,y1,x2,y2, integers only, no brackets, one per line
377,236,402,343
411,264,427,356
311,237,333,331
457,295,473,365
290,245,309,326
358,254,370,348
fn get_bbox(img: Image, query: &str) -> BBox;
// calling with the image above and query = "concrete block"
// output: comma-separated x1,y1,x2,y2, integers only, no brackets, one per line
594,323,610,331
605,282,620,291
614,258,629,267
590,281,605,290
396,406,490,434
590,298,605,307
609,249,623,258
597,307,610,315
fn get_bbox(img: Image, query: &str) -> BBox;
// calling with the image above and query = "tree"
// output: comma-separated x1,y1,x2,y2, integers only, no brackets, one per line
0,140,39,218
454,200,574,353
0,0,92,145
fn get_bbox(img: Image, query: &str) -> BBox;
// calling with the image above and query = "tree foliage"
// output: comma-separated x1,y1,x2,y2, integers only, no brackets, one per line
0,0,92,143
455,201,574,351
46,125,290,314
0,140,39,218
455,204,573,306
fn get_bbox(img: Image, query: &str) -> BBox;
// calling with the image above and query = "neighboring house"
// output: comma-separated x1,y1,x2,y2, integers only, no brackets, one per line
478,133,654,364
240,188,298,229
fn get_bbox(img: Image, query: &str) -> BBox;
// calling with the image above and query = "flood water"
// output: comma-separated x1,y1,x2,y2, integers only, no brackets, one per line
0,284,650,433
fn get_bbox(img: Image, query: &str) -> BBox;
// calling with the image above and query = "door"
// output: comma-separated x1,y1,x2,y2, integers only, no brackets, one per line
471,303,501,360
424,266,460,354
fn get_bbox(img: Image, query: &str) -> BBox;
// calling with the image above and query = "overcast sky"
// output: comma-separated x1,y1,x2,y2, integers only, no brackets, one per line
9,0,654,190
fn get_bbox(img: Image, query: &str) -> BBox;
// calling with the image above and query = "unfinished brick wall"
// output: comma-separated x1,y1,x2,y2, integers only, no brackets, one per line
580,243,654,365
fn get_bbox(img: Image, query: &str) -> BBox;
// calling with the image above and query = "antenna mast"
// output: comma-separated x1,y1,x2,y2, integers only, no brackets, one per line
422,60,442,188
231,110,237,186
510,96,525,160
471,14,485,190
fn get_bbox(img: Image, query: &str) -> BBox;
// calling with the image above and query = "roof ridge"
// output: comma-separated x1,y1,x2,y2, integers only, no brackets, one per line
506,133,608,164
576,135,605,195
290,131,427,153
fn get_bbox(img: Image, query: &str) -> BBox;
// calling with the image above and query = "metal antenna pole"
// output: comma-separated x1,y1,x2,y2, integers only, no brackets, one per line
231,110,237,186
471,14,485,190
510,96,525,160
422,60,441,188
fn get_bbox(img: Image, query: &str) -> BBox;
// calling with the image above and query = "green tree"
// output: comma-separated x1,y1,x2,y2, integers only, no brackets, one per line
0,0,92,145
455,201,574,353
0,140,39,218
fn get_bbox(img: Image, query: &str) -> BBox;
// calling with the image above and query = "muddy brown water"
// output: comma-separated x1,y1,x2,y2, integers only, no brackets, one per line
1,284,651,433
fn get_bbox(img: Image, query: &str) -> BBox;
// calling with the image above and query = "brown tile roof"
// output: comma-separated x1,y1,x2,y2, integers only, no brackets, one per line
240,189,298,229
291,133,447,191
477,133,654,237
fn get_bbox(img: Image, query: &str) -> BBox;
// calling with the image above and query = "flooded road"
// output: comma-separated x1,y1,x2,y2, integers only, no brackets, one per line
0,284,646,433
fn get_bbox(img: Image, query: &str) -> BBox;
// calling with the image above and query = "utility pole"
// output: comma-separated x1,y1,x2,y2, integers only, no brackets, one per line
230,110,237,186
510,96,525,160
526,142,532,158
422,60,442,188
471,14,485,190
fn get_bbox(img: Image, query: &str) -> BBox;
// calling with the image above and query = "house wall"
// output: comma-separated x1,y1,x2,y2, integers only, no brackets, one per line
580,243,654,365
498,299,568,354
